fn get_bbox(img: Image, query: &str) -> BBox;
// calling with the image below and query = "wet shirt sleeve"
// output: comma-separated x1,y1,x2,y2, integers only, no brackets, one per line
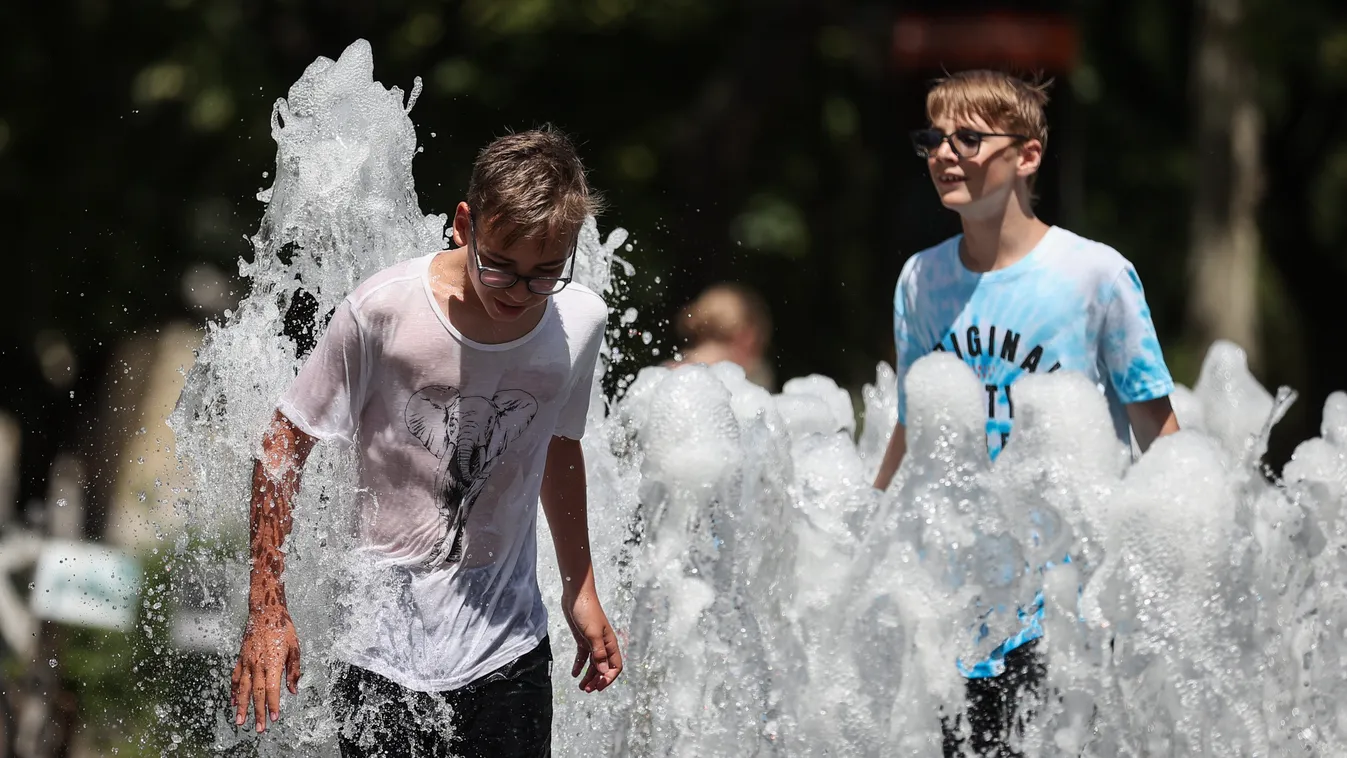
554,309,606,441
277,298,370,444
1099,265,1174,404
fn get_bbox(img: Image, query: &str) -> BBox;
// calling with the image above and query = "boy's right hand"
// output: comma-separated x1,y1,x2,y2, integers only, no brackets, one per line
231,605,301,733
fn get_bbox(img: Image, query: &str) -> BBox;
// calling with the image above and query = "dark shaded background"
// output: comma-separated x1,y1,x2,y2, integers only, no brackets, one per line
4,1,1347,753
4,0,1346,525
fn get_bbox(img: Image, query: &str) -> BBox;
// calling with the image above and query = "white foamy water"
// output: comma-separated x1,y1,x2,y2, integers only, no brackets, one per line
163,40,1347,756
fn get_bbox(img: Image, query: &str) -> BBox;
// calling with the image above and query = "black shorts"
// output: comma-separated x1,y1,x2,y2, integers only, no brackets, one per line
332,637,553,758
941,639,1046,758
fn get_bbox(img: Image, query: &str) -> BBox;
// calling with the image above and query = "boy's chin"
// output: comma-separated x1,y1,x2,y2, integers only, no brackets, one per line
488,298,537,321
938,191,974,209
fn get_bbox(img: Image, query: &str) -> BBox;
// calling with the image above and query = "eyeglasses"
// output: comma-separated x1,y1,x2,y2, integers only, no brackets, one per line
468,213,577,296
909,128,1029,159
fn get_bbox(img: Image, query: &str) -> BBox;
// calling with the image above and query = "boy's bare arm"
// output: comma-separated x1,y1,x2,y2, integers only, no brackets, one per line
540,435,623,693
231,410,317,732
873,421,908,491
1127,396,1180,453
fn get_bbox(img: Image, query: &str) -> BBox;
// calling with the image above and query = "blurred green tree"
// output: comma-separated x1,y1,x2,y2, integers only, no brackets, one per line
2,0,1345,550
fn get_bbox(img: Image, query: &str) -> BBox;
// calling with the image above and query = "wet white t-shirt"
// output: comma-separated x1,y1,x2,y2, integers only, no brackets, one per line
278,251,607,692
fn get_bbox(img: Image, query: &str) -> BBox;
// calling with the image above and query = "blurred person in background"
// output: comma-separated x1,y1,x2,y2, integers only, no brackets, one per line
668,282,775,391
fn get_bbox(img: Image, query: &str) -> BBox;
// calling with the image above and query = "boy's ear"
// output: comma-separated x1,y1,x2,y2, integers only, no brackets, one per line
451,201,471,247
1017,139,1045,179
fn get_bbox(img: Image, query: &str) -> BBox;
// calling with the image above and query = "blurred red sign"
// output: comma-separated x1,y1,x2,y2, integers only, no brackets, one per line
893,14,1079,72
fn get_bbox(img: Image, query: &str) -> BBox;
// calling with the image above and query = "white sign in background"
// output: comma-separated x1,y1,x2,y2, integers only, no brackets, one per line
30,540,142,631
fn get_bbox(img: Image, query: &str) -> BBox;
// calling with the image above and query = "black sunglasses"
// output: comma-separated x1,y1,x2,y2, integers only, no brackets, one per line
910,128,1029,159
468,213,577,296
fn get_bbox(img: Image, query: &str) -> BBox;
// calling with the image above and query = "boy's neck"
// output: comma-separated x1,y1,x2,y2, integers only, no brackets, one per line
958,196,1051,274
430,248,547,344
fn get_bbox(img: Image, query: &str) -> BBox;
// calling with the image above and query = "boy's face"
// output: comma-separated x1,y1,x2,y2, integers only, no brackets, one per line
924,114,1042,219
452,202,576,323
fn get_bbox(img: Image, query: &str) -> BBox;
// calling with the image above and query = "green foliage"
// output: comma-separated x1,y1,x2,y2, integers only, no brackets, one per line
3,0,1347,747
41,546,231,755
3,0,1346,580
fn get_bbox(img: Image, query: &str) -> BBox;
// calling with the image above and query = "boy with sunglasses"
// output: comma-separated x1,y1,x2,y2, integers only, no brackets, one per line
230,126,623,757
872,71,1180,755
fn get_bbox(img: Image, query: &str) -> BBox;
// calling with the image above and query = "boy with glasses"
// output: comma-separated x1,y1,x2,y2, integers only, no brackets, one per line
230,126,623,757
873,71,1180,755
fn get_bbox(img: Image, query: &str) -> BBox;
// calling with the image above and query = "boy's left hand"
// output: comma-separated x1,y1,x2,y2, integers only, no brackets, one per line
564,590,623,692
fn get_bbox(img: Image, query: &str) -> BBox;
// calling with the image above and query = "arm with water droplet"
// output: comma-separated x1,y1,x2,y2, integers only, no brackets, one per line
541,435,624,693
231,410,316,733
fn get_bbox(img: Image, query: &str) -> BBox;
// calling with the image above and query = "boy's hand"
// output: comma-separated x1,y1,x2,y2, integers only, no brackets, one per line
563,589,623,692
231,605,301,732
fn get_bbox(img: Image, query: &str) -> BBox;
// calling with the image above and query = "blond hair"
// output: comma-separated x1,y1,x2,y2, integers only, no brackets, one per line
676,283,772,348
926,70,1052,150
467,125,603,247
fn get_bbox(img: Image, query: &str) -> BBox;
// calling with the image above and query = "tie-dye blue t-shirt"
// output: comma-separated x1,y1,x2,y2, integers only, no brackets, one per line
892,225,1174,677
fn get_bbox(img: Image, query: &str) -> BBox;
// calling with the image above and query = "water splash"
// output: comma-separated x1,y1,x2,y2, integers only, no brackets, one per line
166,39,451,752
160,40,1347,757
569,345,1347,757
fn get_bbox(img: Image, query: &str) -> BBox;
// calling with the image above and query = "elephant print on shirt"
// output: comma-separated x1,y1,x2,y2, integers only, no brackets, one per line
404,386,539,565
